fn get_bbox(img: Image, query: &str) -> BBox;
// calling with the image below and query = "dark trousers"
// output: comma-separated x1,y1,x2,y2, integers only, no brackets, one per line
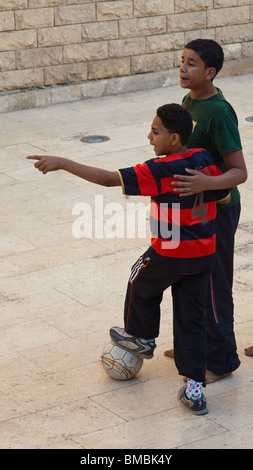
206,202,241,375
124,253,210,383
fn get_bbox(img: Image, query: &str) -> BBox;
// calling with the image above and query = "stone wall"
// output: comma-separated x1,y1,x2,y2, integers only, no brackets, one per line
1,0,253,111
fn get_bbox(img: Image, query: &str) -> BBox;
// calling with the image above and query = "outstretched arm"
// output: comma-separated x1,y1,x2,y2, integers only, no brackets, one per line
27,155,121,187
172,149,247,197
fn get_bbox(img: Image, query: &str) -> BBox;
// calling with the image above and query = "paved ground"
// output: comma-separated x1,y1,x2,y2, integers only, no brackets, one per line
0,73,253,449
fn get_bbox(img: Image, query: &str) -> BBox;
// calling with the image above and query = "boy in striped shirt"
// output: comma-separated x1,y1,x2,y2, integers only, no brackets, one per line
27,104,229,415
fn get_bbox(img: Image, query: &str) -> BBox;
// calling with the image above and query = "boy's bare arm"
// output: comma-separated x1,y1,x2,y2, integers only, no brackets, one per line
172,149,247,196
27,155,121,187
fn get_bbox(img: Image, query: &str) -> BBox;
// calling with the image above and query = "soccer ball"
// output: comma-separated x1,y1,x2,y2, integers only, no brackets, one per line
101,342,143,381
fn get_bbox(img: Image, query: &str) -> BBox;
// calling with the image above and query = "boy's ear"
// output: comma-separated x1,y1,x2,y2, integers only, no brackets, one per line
206,67,217,81
171,133,180,145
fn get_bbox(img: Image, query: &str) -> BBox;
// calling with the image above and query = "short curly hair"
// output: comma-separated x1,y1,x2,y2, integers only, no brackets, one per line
156,103,193,146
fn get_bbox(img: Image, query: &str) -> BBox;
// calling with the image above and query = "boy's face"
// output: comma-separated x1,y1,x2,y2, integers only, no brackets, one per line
180,48,214,91
148,116,174,156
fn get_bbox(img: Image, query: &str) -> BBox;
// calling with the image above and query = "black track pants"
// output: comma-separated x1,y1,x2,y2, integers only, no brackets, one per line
124,252,210,383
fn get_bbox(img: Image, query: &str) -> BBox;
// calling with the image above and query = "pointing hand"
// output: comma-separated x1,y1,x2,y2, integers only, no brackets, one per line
26,155,62,174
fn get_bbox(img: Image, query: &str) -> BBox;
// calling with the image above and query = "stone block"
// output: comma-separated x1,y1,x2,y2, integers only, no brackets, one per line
119,16,166,38
185,28,215,43
174,50,183,67
0,51,16,71
207,6,250,28
0,30,37,52
64,42,108,63
15,8,54,30
38,25,81,47
108,37,146,58
219,57,253,78
55,4,96,25
134,0,174,17
238,0,251,5
175,0,212,13
216,23,253,44
214,0,237,7
29,0,65,6
0,0,27,10
44,62,87,85
0,11,15,31
0,67,43,91
82,21,118,42
223,43,242,61
147,32,184,53
97,1,133,21
16,46,63,69
131,52,174,74
88,57,130,80
167,11,206,32
242,41,253,58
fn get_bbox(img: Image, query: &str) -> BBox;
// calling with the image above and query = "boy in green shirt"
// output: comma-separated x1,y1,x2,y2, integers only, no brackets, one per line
164,39,247,383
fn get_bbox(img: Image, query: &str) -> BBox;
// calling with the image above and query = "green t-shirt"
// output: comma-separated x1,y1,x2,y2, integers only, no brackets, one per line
182,89,242,209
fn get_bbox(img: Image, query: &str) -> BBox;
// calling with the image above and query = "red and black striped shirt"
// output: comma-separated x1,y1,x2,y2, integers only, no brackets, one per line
118,148,229,274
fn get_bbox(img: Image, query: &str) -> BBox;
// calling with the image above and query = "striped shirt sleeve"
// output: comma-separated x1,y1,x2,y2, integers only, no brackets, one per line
118,161,159,196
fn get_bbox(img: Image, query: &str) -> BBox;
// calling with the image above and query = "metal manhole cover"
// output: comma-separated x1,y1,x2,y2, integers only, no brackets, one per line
80,135,110,143
245,116,253,122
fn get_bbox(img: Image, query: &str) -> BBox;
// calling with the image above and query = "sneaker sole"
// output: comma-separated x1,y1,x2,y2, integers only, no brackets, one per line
194,407,209,416
110,337,154,359
109,330,154,359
